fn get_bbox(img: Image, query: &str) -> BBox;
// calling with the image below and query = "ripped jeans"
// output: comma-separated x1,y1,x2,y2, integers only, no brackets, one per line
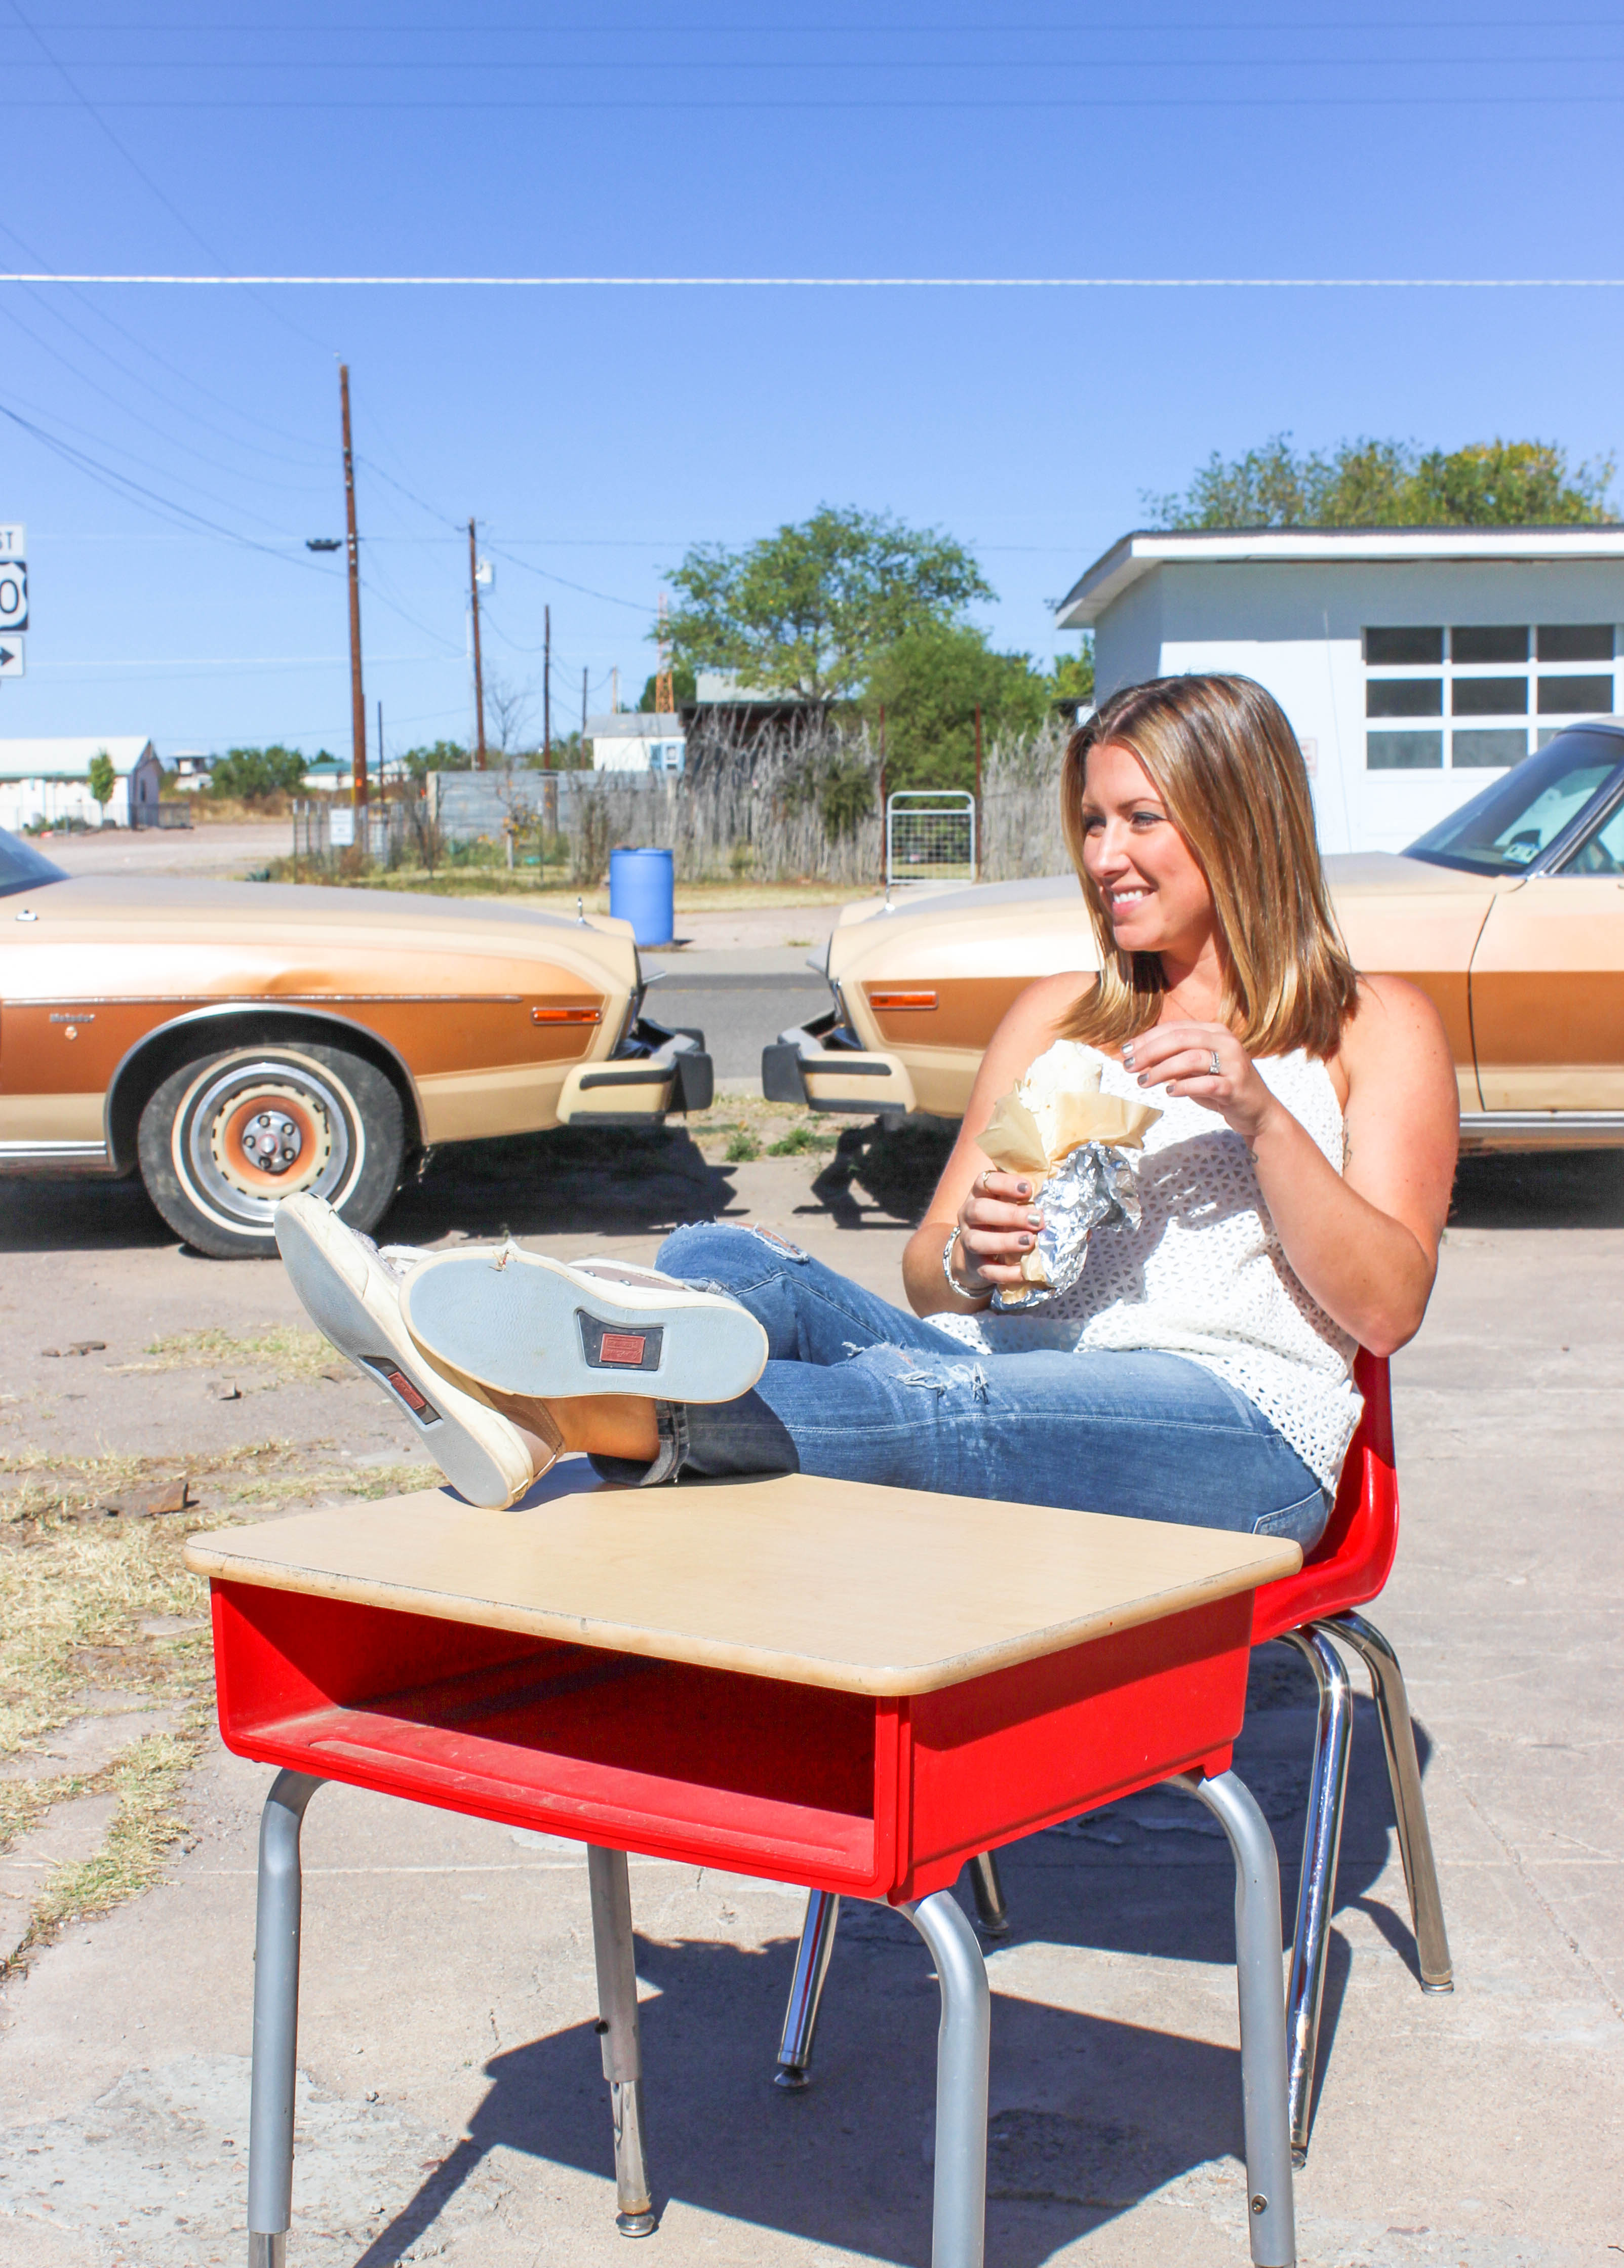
589,1221,1333,1547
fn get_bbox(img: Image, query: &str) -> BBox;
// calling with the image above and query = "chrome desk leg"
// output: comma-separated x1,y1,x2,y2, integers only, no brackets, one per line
1329,1611,1453,1995
775,1888,841,2091
1278,1625,1353,2165
903,1888,991,2268
587,1846,657,2237
968,1851,1010,1937
1173,1771,1295,2268
246,1771,324,2268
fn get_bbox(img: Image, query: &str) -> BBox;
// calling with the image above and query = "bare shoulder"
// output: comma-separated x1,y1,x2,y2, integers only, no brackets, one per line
1341,972,1453,1073
1001,970,1093,1041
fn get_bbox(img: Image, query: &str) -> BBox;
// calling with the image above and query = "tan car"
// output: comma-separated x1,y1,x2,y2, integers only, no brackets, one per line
766,721,1624,1150
0,834,710,1256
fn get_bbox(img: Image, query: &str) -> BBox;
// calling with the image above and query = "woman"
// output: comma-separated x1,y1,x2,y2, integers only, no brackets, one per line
279,673,1458,1547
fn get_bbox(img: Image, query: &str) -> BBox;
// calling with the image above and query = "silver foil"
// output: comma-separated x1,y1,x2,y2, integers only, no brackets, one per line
990,1140,1143,1312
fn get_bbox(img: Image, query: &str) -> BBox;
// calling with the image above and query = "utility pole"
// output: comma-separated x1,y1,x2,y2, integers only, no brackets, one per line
878,702,887,888
339,363,367,807
543,604,552,764
581,663,588,756
376,698,384,799
973,702,983,881
467,518,487,767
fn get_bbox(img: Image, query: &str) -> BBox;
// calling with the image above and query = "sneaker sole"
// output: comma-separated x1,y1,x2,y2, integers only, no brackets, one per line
401,1246,768,1404
274,1198,537,1509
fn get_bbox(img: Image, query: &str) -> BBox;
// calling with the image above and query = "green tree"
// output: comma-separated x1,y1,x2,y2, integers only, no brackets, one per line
637,664,697,712
401,739,471,782
523,730,593,771
863,622,1051,792
664,505,995,705
1047,640,1095,713
87,749,116,808
1147,433,1616,529
209,745,308,802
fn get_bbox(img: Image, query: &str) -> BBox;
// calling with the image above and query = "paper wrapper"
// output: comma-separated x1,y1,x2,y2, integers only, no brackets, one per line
977,1058,1160,1310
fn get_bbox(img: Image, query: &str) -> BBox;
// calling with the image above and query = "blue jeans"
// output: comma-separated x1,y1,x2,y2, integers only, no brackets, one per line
589,1222,1332,1548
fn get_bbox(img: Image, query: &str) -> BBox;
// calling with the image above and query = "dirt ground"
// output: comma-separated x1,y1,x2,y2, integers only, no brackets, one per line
1,1133,1620,2268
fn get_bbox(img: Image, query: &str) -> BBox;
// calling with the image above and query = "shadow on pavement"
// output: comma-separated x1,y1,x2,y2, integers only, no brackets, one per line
386,1125,742,1245
0,1170,175,1255
357,1648,1438,2267
1450,1146,1624,1229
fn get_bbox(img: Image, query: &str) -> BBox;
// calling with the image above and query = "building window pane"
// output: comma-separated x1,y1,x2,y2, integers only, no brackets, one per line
1367,678,1443,718
1368,731,1443,770
1537,674,1615,714
1452,625,1527,663
1365,626,1443,665
1453,728,1528,769
1452,675,1528,716
1536,624,1613,662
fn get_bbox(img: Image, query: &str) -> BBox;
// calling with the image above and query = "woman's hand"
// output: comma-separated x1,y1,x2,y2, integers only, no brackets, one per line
1121,1022,1285,1148
951,1168,1044,1294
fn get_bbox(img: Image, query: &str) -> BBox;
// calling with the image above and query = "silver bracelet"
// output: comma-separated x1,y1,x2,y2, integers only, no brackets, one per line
941,1225,991,1304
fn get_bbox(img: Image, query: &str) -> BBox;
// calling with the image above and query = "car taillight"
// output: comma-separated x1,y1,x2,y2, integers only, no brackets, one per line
531,1005,602,1024
869,990,938,1011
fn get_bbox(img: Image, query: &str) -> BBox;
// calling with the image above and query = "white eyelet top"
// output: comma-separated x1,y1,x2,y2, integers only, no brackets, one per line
933,1038,1363,1492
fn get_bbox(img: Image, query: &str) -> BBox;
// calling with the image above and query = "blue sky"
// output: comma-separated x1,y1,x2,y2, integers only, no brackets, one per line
2,2,1621,763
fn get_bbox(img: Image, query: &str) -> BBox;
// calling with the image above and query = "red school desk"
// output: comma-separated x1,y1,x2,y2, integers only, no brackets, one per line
186,1460,1304,2268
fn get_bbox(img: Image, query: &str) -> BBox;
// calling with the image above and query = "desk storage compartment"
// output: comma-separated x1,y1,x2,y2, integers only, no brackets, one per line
211,1582,897,1893
896,1594,1253,1899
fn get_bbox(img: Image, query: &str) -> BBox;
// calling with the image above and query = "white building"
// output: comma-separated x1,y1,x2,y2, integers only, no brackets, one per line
1056,527,1624,853
586,713,686,775
0,736,164,832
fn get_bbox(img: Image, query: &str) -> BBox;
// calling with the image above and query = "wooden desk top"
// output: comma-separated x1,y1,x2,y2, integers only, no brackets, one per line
185,1459,1300,1696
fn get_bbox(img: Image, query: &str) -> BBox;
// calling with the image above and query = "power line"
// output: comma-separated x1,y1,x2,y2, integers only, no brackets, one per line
6,273,1624,289
0,393,334,567
12,94,1624,112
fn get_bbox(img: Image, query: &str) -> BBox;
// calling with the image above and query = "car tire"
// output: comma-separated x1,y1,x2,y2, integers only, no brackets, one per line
136,1041,406,1259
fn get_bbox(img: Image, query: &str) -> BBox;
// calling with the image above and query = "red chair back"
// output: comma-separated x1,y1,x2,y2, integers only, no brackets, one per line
1251,1349,1398,1645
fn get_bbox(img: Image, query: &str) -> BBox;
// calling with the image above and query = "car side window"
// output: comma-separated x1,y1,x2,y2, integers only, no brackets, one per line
1560,800,1624,877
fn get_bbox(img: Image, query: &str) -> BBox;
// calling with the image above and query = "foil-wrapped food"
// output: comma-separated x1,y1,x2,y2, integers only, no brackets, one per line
977,1056,1161,1310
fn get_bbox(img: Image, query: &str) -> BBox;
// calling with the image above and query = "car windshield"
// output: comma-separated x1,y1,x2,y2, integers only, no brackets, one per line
1405,730,1624,874
0,826,68,898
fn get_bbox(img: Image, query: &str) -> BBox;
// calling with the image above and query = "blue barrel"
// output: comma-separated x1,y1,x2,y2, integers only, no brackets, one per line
608,845,675,947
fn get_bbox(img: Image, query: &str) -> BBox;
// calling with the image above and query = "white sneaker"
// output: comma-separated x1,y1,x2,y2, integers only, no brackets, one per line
400,1242,769,1404
273,1195,552,1509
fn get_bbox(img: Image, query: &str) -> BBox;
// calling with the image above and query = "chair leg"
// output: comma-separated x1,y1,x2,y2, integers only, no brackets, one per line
967,1851,1010,1936
1278,1625,1354,2167
246,1771,325,2268
774,1887,841,2090
903,1887,991,2268
1329,1610,1453,1994
587,1845,657,2237
1172,1770,1296,2268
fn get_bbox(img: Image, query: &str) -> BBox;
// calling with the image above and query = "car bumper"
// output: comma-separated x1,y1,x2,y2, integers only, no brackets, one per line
761,1011,918,1116
556,1017,714,1126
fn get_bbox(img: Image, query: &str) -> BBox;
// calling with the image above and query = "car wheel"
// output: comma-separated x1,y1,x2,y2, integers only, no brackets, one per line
136,1042,406,1259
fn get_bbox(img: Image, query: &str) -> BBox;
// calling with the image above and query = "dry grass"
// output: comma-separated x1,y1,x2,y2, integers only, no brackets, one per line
0,1438,438,1976
113,1323,336,1384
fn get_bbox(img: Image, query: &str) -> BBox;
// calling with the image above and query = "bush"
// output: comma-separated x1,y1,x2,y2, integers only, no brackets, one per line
210,746,307,803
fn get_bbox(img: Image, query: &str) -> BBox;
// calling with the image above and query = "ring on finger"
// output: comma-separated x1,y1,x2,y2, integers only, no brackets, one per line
1208,1048,1222,1077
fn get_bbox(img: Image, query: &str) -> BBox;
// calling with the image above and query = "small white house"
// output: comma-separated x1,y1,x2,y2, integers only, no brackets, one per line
1056,527,1624,853
586,713,686,775
0,736,164,832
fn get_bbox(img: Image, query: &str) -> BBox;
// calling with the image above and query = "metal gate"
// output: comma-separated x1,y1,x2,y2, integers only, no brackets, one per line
885,790,977,888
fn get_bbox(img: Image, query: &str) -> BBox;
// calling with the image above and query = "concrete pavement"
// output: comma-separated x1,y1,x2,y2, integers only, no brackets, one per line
0,1141,1620,2266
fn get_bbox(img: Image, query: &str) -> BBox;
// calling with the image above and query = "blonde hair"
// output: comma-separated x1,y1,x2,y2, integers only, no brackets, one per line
1059,673,1359,1059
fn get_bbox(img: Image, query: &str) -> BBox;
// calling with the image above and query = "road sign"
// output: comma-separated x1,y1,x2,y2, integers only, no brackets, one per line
0,558,26,633
0,638,23,678
0,526,23,558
